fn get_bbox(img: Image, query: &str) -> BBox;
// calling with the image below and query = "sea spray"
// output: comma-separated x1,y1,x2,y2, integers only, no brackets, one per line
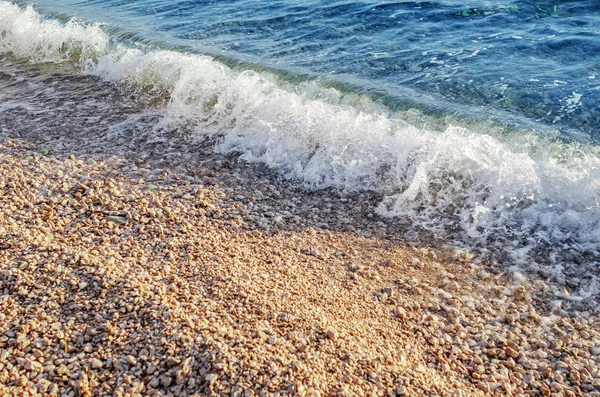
0,2,108,65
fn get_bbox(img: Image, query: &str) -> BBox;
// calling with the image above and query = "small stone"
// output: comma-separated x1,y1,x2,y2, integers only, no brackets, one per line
91,359,103,369
37,379,51,393
504,346,519,358
24,360,42,371
77,373,90,396
590,346,600,356
326,330,337,340
551,382,563,393
166,357,181,367
257,330,268,339
105,215,127,224
393,307,407,320
396,386,406,395
126,355,137,365
504,313,517,324
160,375,172,388
308,387,321,397
146,363,156,375
205,373,218,383
139,349,149,360
149,377,160,388
522,360,537,370
56,364,68,375
296,344,307,353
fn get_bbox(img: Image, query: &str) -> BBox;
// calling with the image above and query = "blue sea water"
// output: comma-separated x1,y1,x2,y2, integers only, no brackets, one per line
1,0,599,296
15,0,600,142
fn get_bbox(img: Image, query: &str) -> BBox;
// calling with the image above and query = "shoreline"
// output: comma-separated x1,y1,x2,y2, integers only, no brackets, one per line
1,138,600,396
2,54,599,313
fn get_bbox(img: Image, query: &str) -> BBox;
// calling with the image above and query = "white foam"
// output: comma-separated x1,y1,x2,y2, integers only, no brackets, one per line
1,2,599,275
0,2,108,65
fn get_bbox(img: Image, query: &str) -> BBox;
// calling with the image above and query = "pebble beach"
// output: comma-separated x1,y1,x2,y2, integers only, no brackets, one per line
1,0,600,395
1,136,600,397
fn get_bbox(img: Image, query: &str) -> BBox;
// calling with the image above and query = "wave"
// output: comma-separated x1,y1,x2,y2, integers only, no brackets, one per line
0,2,109,64
2,2,600,288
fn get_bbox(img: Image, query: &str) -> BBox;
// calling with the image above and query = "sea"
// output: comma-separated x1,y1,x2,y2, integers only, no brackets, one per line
1,1,599,300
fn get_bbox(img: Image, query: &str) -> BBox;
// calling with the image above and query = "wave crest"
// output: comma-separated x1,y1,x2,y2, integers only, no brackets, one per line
0,2,108,64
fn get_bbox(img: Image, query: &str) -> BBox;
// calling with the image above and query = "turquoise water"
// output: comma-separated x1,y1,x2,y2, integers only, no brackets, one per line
1,1,599,295
18,0,600,142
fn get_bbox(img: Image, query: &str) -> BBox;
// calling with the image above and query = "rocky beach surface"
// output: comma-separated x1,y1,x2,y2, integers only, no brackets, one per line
1,133,600,397
0,54,599,397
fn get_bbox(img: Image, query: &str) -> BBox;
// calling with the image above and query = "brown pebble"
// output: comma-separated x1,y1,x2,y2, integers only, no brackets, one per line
91,358,103,369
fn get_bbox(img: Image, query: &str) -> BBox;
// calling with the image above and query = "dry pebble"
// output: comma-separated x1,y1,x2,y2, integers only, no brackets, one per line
0,139,599,397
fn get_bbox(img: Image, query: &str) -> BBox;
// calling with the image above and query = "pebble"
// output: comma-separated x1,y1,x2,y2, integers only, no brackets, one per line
56,364,68,375
91,359,103,369
160,375,172,388
0,140,598,397
393,307,407,320
205,373,218,382
24,360,42,371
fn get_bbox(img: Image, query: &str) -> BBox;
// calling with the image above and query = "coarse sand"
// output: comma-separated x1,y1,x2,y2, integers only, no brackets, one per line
1,138,600,397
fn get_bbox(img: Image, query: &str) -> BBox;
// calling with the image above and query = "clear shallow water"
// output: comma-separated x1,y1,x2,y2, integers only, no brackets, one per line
1,1,599,298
